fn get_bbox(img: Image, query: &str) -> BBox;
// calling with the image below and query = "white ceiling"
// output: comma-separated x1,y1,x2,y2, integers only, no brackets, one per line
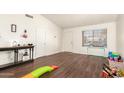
42,14,118,28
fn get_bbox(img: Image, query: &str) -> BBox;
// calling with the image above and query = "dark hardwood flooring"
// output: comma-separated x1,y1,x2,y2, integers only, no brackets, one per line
0,52,108,78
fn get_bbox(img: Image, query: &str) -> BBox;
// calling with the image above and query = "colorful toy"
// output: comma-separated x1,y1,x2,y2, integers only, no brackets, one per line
22,65,59,78
101,64,118,78
108,51,123,62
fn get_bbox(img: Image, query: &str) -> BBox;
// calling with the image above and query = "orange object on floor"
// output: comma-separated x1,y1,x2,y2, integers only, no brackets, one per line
100,71,109,78
51,65,59,70
22,73,33,78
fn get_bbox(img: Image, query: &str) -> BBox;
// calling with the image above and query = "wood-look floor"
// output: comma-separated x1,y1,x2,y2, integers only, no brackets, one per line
0,52,108,78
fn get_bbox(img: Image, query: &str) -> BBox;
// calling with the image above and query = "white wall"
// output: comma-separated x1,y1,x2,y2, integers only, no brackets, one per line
117,15,124,58
0,14,62,65
62,22,117,57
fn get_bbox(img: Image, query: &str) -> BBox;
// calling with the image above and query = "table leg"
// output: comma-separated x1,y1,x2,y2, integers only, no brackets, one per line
29,48,31,60
14,49,18,64
32,47,34,60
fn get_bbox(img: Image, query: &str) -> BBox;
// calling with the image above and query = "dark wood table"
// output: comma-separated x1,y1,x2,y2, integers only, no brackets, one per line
0,45,34,69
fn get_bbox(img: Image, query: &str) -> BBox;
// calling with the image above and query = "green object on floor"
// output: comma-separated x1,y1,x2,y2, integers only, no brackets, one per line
112,52,120,57
31,66,54,78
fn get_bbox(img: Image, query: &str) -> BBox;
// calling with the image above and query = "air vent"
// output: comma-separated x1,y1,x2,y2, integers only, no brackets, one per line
25,14,33,19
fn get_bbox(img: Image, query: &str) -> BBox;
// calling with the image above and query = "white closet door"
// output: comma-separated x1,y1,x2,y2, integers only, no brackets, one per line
36,28,59,57
45,30,57,55
36,28,46,58
63,31,73,52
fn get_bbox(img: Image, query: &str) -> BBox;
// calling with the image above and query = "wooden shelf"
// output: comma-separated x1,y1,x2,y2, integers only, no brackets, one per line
0,45,34,70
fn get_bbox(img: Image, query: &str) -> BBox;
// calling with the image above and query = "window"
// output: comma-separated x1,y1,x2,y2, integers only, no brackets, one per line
82,29,107,47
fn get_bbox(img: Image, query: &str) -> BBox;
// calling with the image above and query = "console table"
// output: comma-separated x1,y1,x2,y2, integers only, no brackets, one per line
0,45,34,69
